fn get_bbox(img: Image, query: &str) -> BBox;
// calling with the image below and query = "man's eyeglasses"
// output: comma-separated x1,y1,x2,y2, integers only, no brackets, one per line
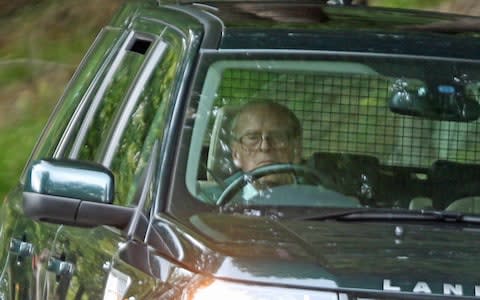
235,131,293,150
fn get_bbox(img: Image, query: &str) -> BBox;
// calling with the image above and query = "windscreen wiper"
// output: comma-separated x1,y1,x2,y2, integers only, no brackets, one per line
297,208,480,224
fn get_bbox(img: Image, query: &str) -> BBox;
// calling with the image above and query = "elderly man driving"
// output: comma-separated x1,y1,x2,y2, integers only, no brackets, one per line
230,101,302,188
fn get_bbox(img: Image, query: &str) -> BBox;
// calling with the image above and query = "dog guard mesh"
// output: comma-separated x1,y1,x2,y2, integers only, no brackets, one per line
214,68,480,168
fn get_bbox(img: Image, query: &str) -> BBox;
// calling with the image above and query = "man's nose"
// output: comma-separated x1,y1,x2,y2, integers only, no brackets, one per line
259,135,272,151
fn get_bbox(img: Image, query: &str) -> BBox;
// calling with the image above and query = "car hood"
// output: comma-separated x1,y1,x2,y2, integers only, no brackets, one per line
187,212,480,297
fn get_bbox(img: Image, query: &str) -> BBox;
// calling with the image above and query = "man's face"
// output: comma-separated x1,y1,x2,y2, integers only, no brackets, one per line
231,106,300,173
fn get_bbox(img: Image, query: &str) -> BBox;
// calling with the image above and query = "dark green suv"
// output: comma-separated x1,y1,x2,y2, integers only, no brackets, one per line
2,1,480,299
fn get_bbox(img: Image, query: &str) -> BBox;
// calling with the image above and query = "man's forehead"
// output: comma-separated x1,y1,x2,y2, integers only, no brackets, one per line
232,104,294,134
238,106,288,121
235,118,291,134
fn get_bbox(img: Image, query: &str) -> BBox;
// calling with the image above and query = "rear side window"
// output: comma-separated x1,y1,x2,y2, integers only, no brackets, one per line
106,31,184,207
73,34,153,161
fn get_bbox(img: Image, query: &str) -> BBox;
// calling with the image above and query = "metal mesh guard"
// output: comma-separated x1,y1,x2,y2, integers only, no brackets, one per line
215,69,480,168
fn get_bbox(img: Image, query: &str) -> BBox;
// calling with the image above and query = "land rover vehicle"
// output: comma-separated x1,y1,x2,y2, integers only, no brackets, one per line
2,0,480,299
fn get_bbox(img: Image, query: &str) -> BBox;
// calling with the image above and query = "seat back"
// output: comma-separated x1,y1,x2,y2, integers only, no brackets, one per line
409,197,433,210
445,196,480,213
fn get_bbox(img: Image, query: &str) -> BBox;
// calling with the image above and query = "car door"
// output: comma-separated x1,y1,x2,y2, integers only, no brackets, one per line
1,188,51,300
38,21,199,299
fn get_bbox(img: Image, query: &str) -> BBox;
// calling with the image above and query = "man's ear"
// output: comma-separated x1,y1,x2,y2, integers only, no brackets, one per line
231,144,242,168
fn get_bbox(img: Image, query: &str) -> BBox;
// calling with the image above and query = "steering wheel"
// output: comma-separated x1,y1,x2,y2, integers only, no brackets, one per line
216,163,324,206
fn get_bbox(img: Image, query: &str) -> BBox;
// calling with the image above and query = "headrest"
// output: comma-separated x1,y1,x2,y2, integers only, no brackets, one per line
445,196,480,213
206,106,241,181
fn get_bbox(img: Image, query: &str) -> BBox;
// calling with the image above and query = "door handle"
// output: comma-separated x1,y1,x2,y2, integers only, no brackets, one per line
47,257,74,277
9,238,34,257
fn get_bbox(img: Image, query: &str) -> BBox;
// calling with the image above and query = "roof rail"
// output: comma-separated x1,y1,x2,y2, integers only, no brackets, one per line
155,0,367,5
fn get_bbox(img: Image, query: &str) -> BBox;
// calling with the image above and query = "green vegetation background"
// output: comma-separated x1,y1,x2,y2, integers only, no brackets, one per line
0,0,125,198
0,0,469,199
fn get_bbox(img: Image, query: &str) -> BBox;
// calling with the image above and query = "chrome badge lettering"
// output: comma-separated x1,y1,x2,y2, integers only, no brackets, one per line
383,279,480,297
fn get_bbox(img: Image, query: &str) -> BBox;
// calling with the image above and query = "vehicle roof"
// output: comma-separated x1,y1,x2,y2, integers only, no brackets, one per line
188,1,480,57
172,0,480,32
116,1,480,57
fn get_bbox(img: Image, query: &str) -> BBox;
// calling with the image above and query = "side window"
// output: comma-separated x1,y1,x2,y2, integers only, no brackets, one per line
75,35,153,161
102,29,184,207
38,23,185,208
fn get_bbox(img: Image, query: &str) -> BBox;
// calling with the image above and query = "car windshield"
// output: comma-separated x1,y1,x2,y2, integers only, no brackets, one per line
184,50,480,219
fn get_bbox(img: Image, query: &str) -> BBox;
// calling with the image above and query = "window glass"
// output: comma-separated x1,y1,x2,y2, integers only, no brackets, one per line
186,54,480,216
108,31,183,207
78,50,146,161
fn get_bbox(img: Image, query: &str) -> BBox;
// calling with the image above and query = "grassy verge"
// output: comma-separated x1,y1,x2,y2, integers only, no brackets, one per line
0,65,72,196
369,0,446,9
0,110,49,194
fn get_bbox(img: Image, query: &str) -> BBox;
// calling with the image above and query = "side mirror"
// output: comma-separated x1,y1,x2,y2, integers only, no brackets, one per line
23,159,134,229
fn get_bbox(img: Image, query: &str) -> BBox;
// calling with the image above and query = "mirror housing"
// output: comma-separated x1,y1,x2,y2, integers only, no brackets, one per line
389,79,480,122
23,159,134,229
25,159,114,203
